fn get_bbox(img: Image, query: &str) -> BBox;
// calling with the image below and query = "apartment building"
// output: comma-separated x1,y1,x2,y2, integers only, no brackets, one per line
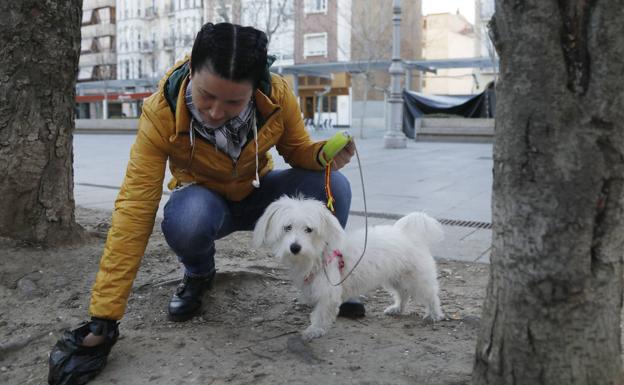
79,0,117,82
115,0,294,81
202,0,295,67
116,0,203,81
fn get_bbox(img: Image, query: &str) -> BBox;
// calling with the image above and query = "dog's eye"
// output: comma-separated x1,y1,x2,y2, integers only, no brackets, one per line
304,227,313,233
284,225,292,232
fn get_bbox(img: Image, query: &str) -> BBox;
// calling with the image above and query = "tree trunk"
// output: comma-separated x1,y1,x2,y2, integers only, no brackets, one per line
0,1,84,245
472,1,624,384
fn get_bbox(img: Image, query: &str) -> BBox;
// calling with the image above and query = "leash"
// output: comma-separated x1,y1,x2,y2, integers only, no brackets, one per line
322,142,368,287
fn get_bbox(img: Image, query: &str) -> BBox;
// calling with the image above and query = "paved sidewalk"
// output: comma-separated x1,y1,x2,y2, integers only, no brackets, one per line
74,130,493,263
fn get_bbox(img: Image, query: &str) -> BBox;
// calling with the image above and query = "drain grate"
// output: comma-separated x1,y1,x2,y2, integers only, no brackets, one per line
349,210,491,230
436,218,492,229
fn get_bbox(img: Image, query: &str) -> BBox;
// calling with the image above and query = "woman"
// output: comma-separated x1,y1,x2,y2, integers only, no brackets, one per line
49,22,360,383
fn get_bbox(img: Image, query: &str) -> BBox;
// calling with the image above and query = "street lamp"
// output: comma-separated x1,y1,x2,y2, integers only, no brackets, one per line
384,0,407,148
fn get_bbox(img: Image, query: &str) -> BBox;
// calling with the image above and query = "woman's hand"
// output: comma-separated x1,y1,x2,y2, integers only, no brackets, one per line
82,332,106,346
331,140,356,170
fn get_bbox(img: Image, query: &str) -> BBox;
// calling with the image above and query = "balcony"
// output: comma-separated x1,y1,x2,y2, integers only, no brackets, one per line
79,52,116,67
83,0,115,10
145,6,158,19
163,37,174,50
140,41,155,53
81,23,115,39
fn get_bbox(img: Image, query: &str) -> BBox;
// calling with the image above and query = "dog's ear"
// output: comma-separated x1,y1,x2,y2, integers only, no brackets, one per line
320,208,345,250
252,200,283,248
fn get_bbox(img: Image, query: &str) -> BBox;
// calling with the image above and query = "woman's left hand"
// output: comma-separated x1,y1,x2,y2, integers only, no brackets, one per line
331,140,356,170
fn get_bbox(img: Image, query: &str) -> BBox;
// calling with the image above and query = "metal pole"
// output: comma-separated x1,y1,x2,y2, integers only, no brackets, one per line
384,0,407,148
103,81,109,120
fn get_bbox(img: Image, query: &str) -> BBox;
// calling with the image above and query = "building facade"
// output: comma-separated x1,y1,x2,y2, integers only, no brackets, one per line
294,0,422,128
116,0,203,81
80,0,117,82
422,12,477,95
78,0,426,127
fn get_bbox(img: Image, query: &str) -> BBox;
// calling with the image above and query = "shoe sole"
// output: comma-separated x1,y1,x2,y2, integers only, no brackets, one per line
167,310,199,322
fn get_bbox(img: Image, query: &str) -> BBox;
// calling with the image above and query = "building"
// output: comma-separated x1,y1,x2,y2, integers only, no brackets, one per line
116,0,203,82
202,0,295,67
421,12,477,94
77,0,118,118
80,0,117,83
294,0,423,129
78,0,425,128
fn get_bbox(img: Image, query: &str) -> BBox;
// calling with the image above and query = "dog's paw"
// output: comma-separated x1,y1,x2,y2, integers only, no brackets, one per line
301,326,326,341
423,311,445,322
383,305,403,316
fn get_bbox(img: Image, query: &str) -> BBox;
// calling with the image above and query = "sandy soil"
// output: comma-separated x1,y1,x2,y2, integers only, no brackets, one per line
0,207,489,385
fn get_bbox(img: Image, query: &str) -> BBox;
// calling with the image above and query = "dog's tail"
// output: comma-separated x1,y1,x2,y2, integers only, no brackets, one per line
394,212,444,245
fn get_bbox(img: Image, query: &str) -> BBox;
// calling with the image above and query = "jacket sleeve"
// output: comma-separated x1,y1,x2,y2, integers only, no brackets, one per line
89,110,168,320
274,79,326,170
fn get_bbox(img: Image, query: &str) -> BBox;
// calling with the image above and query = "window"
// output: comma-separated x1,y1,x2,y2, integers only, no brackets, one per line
303,33,327,57
213,4,232,22
321,95,337,113
138,59,142,78
304,0,327,14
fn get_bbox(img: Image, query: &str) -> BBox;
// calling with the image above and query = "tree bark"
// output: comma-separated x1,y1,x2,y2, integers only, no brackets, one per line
472,1,624,384
0,1,84,245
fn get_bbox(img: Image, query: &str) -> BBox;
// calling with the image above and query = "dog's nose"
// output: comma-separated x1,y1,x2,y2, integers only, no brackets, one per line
290,243,301,254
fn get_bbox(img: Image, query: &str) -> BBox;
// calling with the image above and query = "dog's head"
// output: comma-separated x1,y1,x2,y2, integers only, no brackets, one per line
253,196,344,267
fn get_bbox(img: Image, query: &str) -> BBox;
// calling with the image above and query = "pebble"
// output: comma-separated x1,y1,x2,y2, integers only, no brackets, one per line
250,317,264,323
1,367,7,372
17,277,38,298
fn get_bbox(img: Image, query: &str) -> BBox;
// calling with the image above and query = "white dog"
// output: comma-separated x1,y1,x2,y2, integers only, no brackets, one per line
252,196,445,341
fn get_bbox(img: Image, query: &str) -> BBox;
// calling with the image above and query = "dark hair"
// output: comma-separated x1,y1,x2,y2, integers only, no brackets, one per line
190,22,268,87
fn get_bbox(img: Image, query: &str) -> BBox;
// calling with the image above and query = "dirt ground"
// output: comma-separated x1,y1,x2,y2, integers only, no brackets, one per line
0,207,489,385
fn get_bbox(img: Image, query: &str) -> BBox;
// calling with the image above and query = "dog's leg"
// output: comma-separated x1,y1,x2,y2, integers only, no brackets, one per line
384,284,409,315
412,277,445,321
301,289,341,341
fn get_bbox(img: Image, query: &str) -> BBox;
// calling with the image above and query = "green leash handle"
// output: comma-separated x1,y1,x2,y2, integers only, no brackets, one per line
319,130,353,167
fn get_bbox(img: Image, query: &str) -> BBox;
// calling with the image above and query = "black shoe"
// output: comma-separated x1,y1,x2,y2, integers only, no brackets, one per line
338,300,366,319
168,272,214,322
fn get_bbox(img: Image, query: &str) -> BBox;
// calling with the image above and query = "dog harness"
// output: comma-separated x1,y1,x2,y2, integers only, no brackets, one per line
304,250,344,284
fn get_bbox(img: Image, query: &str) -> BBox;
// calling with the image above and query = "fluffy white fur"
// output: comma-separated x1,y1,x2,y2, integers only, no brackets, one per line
253,196,445,341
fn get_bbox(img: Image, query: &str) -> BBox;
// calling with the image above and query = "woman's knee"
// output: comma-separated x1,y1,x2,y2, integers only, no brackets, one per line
161,186,226,252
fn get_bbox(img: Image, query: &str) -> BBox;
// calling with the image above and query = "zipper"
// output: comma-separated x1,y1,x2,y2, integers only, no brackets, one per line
231,159,238,177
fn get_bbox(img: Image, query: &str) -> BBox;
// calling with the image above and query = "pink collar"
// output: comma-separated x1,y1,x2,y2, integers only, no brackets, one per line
304,250,344,284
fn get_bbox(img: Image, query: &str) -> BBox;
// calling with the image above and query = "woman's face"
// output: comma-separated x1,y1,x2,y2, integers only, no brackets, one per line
190,68,254,127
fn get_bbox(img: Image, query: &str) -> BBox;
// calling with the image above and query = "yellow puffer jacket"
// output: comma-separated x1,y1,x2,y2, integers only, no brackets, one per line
89,58,325,320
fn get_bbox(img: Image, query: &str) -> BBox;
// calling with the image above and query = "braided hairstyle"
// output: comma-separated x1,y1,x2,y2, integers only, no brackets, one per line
191,22,268,88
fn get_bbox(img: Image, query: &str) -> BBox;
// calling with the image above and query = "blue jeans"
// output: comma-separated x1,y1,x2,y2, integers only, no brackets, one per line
161,168,351,277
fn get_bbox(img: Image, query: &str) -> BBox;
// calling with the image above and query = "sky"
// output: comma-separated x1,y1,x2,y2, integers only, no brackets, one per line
422,0,475,24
